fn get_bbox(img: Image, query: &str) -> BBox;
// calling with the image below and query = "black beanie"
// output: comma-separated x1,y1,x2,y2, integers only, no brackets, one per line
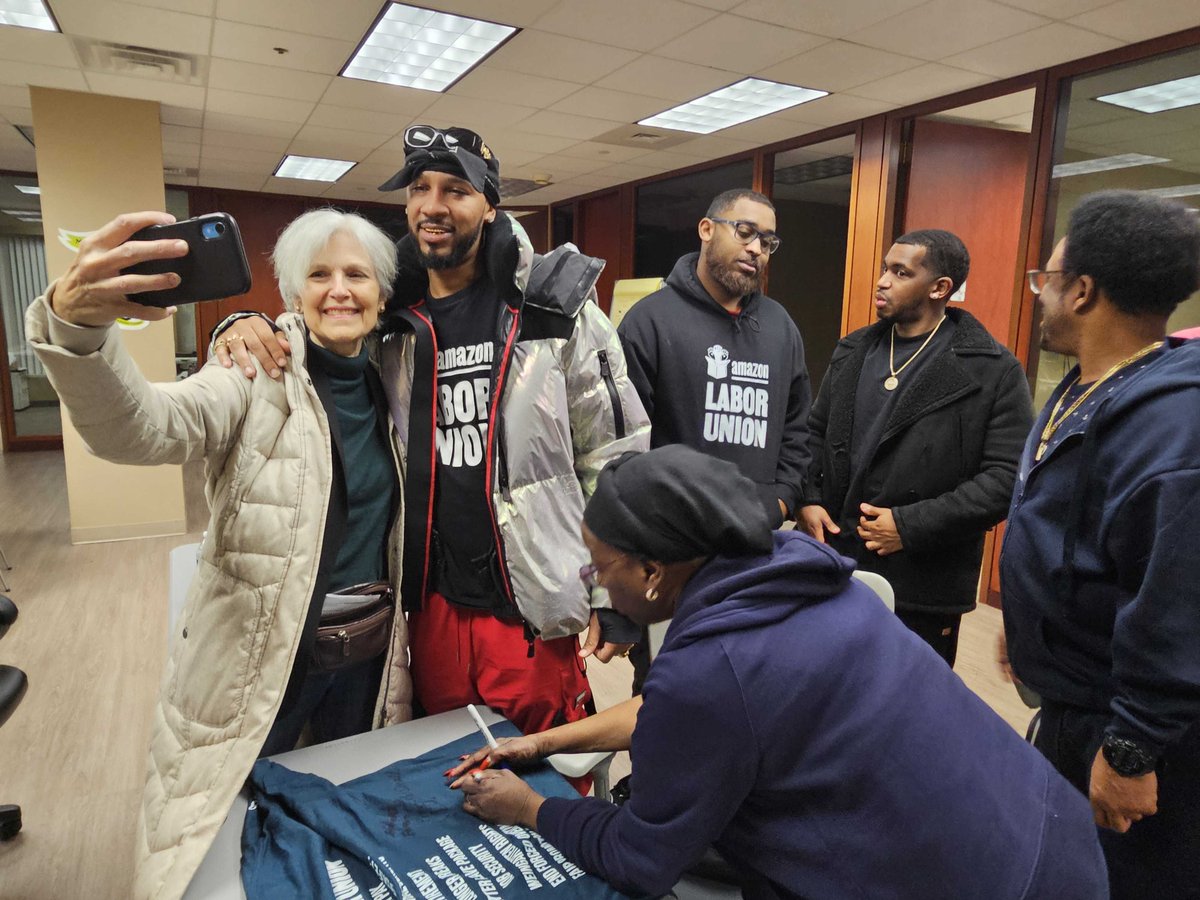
584,446,774,562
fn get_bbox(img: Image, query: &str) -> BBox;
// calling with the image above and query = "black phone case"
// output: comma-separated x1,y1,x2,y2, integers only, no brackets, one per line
122,213,252,307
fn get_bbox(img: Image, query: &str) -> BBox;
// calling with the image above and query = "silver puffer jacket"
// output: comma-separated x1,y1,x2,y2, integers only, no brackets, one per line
380,214,650,639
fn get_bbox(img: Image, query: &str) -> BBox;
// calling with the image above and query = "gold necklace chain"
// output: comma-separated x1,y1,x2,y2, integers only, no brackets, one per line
1034,341,1164,461
885,315,947,392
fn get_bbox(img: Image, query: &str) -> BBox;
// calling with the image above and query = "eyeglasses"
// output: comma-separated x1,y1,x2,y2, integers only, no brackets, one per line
579,558,622,590
709,217,782,254
403,125,485,156
1027,269,1068,296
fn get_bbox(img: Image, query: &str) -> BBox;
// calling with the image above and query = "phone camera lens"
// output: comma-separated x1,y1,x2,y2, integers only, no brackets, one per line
201,221,226,240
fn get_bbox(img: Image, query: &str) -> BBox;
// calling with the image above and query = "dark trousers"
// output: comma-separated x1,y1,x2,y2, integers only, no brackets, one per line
895,608,962,667
259,655,384,758
1031,701,1200,900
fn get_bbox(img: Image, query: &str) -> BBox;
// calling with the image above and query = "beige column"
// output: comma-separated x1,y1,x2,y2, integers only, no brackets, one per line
31,87,185,543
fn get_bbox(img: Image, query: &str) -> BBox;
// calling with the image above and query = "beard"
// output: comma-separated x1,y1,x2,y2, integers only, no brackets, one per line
703,244,761,299
413,217,485,271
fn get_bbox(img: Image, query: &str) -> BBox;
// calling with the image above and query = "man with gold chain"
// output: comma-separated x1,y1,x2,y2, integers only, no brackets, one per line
1000,190,1200,898
800,229,1032,665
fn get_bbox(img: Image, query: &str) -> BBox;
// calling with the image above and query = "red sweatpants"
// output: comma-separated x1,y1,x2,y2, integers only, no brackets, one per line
408,593,593,792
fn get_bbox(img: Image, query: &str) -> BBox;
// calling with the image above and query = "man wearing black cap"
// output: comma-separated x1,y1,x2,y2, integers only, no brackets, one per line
212,125,649,749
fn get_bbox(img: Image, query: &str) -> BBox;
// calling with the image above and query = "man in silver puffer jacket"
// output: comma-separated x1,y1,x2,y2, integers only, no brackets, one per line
215,125,649,747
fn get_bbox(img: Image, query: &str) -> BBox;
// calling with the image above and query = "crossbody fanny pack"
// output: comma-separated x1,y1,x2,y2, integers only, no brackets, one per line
312,581,394,672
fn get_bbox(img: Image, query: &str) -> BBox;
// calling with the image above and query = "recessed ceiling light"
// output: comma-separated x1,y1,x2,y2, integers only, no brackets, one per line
341,2,517,94
1052,153,1169,178
0,0,59,32
14,184,40,194
1143,183,1200,199
1097,74,1200,114
274,155,357,182
638,78,828,136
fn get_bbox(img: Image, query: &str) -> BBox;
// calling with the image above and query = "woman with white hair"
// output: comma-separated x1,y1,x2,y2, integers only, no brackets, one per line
25,208,410,899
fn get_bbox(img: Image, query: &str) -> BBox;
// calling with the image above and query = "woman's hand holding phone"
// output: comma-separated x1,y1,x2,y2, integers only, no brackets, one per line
51,212,188,327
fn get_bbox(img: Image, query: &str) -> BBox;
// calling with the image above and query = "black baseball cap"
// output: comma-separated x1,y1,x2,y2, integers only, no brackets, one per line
379,124,501,205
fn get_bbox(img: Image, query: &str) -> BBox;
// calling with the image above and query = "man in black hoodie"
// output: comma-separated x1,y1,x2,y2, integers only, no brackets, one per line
618,188,811,692
618,189,811,527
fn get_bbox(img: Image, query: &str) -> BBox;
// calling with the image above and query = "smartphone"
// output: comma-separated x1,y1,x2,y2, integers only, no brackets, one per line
122,212,252,307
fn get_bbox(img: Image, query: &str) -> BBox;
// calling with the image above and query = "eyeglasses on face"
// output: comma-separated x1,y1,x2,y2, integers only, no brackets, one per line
1027,269,1067,296
579,558,622,590
709,217,782,255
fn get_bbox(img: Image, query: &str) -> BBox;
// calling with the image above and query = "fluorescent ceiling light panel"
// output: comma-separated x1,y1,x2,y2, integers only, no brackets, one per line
275,155,356,182
1052,153,1169,178
1097,74,1200,114
0,0,58,31
1142,183,1200,199
342,2,516,93
638,78,828,135
14,184,40,194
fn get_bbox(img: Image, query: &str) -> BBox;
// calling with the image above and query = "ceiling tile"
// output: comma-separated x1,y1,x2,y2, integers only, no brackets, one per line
532,0,716,52
0,105,32,126
657,16,825,71
0,85,29,109
771,92,894,126
451,67,582,108
0,28,78,68
523,153,608,177
211,19,356,75
214,0,381,42
289,124,386,154
1068,0,1200,43
206,88,315,123
334,161,401,186
263,176,332,196
202,128,291,152
556,141,653,163
846,0,1050,59
162,123,202,144
589,161,666,183
197,172,267,191
679,0,742,9
549,86,669,121
945,23,1122,78
993,0,1114,16
929,89,1037,122
724,114,812,145
162,142,201,165
208,58,333,102
201,112,302,138
322,182,396,202
53,0,212,56
162,104,205,127
758,41,923,93
595,55,739,102
306,103,409,136
118,0,216,15
83,74,206,108
667,133,760,159
414,0,560,27
0,146,37,171
201,145,283,167
483,130,579,157
417,94,540,134
733,0,929,39
519,110,623,140
483,30,640,83
0,61,88,91
319,78,437,117
847,63,993,106
360,146,410,169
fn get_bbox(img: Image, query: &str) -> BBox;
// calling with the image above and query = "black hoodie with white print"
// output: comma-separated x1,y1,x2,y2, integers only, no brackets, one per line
618,252,811,526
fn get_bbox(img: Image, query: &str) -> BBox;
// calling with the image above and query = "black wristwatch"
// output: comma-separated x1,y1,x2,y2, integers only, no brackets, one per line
1101,735,1157,777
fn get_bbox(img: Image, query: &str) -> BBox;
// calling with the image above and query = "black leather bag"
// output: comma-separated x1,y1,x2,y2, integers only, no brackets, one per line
311,582,394,672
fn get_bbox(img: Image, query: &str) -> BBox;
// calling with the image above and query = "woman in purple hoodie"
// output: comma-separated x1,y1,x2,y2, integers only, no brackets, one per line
451,446,1107,899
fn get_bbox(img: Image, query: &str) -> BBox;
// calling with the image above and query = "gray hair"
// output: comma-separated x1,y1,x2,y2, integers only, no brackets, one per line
272,209,397,311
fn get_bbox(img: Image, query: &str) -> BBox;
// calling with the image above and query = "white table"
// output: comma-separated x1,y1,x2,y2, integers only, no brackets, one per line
183,707,740,900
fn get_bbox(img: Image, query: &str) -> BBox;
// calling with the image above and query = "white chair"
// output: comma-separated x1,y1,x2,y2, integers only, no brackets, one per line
852,569,895,611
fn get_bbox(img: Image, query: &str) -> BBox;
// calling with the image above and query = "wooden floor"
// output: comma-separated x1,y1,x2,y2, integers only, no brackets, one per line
0,449,1032,900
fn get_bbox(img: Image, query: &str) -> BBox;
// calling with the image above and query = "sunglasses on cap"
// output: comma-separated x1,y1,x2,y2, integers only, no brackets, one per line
403,125,487,157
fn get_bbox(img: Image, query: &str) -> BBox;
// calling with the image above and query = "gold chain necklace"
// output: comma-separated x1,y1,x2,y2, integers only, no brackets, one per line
885,315,947,391
1034,341,1164,461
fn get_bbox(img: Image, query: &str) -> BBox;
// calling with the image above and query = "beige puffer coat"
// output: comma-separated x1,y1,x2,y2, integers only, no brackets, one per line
26,296,412,900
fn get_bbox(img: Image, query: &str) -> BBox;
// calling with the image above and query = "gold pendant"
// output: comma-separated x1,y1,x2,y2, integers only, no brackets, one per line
884,376,899,391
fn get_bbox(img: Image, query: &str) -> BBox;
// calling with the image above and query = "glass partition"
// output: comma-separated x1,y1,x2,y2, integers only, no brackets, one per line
1032,46,1200,407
